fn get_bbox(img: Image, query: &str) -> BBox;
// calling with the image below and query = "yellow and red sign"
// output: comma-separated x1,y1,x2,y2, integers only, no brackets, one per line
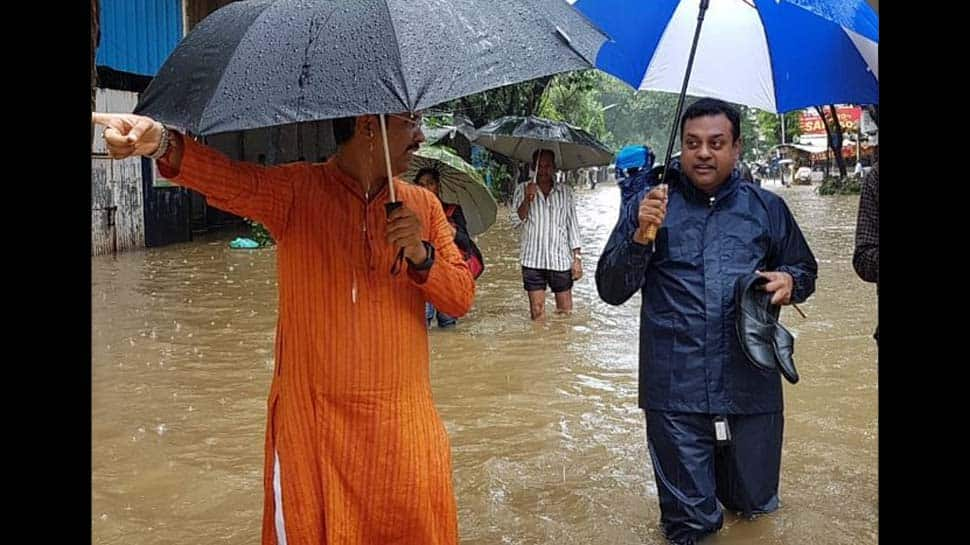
800,107,861,134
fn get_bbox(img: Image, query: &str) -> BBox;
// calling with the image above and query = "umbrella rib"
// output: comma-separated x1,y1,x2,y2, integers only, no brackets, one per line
378,0,412,111
197,1,278,133
295,5,342,124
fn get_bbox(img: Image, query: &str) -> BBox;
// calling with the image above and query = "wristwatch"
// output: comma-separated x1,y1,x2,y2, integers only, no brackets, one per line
406,241,435,271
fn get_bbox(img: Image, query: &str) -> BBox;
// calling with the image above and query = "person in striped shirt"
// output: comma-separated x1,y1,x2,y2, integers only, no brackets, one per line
511,149,583,320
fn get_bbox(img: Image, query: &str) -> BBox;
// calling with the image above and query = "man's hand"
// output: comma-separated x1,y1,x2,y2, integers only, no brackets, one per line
571,255,583,281
633,185,668,244
756,270,795,305
92,112,164,160
386,204,427,263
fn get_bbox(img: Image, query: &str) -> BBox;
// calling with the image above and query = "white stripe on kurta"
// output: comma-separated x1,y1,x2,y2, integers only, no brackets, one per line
274,451,288,545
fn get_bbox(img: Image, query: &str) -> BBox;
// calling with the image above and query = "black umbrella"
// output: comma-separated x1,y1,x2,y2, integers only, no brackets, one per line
474,115,613,173
135,0,605,135
135,0,606,208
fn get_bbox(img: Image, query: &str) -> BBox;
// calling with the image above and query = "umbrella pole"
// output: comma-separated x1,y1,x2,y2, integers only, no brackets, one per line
644,0,711,242
531,146,550,186
379,113,397,203
380,113,406,273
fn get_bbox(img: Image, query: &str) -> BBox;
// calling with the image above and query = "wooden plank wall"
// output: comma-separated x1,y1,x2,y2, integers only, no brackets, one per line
92,88,146,256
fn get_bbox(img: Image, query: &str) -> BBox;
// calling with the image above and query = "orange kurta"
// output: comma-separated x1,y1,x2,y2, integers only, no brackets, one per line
160,137,475,545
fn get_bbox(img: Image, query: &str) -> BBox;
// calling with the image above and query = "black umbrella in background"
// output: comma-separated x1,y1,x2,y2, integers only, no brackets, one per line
422,114,478,161
474,115,613,185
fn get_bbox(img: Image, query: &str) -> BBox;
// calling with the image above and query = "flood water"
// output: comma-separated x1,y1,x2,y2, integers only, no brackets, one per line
92,181,877,544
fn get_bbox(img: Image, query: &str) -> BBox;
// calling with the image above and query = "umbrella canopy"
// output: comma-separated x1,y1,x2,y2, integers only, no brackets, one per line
135,0,608,135
423,114,477,145
402,145,498,236
474,115,613,170
574,0,878,113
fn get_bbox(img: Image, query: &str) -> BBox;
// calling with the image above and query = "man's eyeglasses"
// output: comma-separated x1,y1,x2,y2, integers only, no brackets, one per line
386,112,424,133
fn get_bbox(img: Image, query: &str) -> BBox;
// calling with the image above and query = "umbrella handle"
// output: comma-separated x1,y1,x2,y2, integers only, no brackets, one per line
385,200,406,275
640,183,667,243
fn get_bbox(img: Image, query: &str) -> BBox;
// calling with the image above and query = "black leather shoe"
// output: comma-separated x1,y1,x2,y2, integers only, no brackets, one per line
772,321,799,384
734,273,799,384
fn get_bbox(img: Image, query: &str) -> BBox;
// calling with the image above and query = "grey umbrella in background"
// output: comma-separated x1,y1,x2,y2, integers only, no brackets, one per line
474,115,613,172
401,145,497,236
422,114,478,161
424,114,477,147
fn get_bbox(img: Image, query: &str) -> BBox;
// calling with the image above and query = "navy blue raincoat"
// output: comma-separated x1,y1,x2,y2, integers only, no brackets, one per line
596,164,817,414
618,167,652,204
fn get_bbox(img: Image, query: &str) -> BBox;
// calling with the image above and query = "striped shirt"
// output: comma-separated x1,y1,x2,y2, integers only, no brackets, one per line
510,180,582,271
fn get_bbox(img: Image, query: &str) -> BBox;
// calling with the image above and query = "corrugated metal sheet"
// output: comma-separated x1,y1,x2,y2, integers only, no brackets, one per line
96,0,183,77
143,169,193,249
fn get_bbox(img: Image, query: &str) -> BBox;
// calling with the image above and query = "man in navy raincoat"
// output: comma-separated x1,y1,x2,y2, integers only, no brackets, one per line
596,98,817,545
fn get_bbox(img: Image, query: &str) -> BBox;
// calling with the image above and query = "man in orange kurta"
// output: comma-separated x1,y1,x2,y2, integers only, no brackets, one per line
93,111,475,545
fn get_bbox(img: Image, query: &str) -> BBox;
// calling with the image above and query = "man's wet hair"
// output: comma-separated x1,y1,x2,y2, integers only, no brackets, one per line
681,98,741,142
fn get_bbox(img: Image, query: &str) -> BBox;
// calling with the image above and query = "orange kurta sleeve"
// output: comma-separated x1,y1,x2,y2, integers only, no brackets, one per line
157,135,300,240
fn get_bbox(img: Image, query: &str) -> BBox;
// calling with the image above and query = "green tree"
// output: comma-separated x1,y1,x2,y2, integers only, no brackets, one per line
441,77,554,127
752,110,802,159
595,75,683,159
536,70,609,141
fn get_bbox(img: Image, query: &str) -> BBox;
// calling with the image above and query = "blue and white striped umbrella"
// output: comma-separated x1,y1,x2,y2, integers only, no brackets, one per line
572,0,878,113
